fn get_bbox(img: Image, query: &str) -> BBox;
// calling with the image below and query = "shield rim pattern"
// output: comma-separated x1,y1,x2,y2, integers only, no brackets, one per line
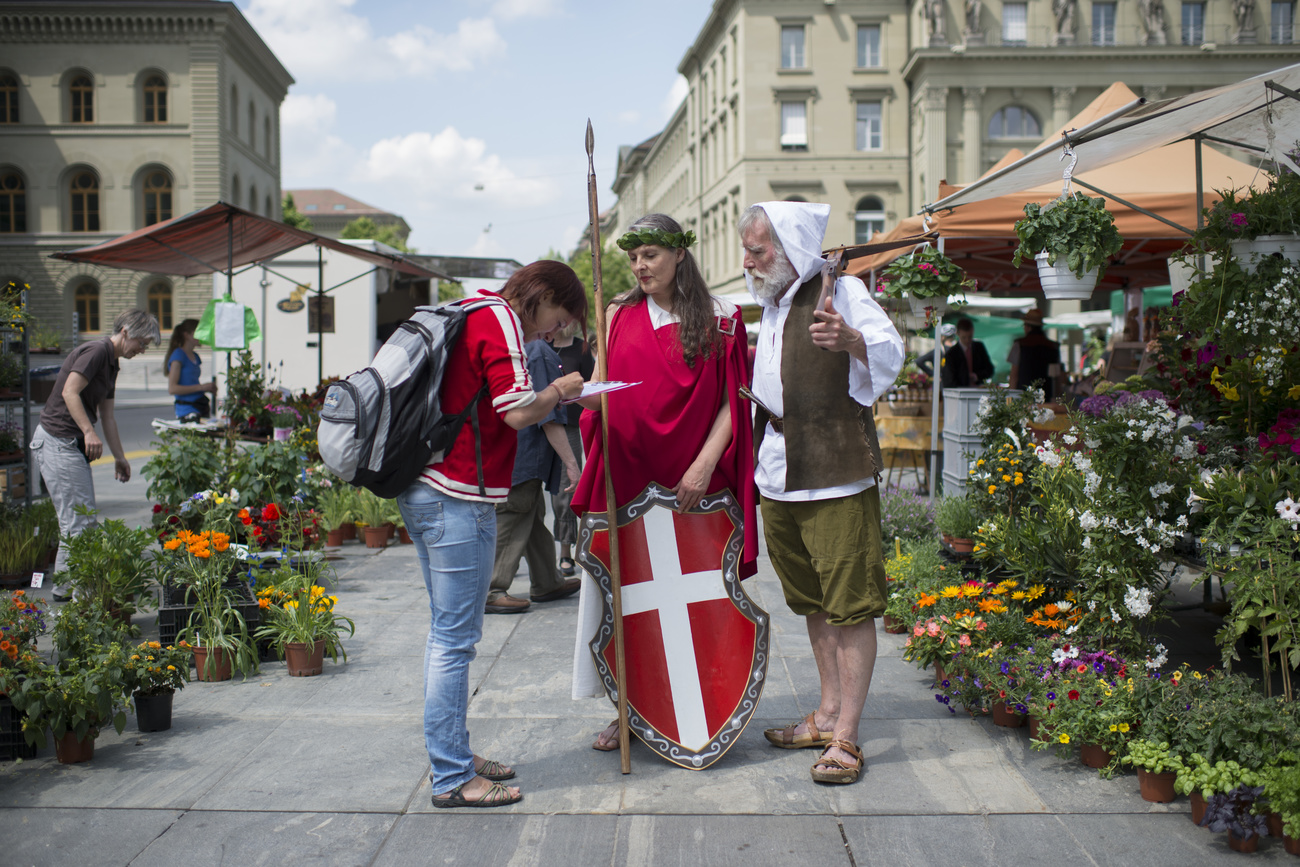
577,483,769,770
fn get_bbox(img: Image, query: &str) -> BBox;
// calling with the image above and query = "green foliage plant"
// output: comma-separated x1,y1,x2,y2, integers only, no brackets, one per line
253,559,354,664
340,216,413,252
162,519,258,680
1262,763,1300,839
61,509,158,616
0,512,48,575
878,245,976,301
281,193,313,231
144,429,227,512
1176,754,1266,800
879,488,936,544
1012,192,1124,280
123,640,192,696
355,489,394,528
1195,162,1300,248
934,494,980,539
1122,739,1186,774
0,643,131,748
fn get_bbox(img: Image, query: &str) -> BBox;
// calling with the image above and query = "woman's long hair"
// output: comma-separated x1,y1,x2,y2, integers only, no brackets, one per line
163,318,200,376
616,213,721,367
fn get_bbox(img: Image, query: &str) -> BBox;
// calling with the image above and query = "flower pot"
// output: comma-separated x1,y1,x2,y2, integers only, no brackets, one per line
363,526,388,549
285,639,325,677
881,614,907,634
0,571,29,589
134,690,174,732
1227,830,1259,853
1079,742,1110,768
1190,791,1206,825
1028,715,1042,740
385,522,396,540
54,731,95,764
0,449,22,463
398,526,412,545
992,703,1026,728
1268,812,1284,839
933,662,947,684
1285,834,1300,856
193,646,234,682
1136,768,1176,803
272,427,293,442
948,537,976,554
908,295,949,317
326,528,345,548
340,522,357,541
1035,252,1100,300
1229,234,1300,273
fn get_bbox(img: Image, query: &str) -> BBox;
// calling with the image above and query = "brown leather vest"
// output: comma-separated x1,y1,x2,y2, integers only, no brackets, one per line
753,277,883,492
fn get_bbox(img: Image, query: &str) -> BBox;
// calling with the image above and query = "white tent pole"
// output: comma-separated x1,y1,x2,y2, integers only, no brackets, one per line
930,237,944,500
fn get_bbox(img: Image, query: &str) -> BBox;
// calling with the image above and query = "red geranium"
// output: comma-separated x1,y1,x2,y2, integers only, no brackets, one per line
1068,689,1080,701
262,503,281,522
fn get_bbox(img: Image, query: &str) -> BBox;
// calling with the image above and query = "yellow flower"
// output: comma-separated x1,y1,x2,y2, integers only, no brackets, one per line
130,654,140,660
1288,384,1300,400
976,459,985,467
1118,723,1130,733
214,496,225,504
1002,475,1012,482
1192,670,1203,680
1011,590,1028,600
167,665,176,671
988,485,997,495
1058,733,1070,744
1109,724,1118,732
940,586,963,598
1104,690,1112,697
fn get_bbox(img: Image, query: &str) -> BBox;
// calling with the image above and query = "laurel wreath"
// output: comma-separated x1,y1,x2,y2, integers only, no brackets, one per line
615,228,697,251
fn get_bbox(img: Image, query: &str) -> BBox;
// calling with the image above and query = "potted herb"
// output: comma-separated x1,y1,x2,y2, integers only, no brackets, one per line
162,526,258,681
1200,784,1270,853
0,517,47,587
878,245,975,324
355,490,392,549
26,316,61,355
61,513,158,622
934,495,980,553
253,560,353,677
0,351,22,398
1262,763,1300,854
1122,739,1185,803
1012,192,1123,299
123,640,191,732
317,486,355,547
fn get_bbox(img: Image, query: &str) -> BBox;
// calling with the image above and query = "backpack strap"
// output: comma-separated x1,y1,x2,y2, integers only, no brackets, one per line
467,382,488,496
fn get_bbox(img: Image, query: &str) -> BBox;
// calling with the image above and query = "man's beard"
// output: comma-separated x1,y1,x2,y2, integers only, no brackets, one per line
748,255,798,302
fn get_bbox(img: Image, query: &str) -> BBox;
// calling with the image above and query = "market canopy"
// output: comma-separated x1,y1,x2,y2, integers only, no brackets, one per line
50,202,450,281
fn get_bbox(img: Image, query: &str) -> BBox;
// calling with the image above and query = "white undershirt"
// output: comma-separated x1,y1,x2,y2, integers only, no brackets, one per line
751,276,904,502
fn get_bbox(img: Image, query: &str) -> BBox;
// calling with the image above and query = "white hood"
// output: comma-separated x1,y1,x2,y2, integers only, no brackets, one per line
751,201,830,286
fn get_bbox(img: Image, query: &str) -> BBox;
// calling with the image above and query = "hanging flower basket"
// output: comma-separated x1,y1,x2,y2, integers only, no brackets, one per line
908,295,949,318
1035,252,1100,300
1228,233,1300,274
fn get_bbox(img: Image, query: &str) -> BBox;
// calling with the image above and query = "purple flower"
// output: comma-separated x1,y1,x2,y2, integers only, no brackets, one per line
1228,212,1248,230
1113,391,1139,407
1079,394,1115,417
1197,344,1219,365
1047,691,1056,700
1000,662,1011,675
1094,661,1106,675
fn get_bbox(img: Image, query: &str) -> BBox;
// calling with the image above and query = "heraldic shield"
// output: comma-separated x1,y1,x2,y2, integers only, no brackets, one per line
577,483,769,770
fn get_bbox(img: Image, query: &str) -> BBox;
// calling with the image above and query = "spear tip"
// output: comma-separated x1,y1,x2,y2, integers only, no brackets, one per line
585,120,594,156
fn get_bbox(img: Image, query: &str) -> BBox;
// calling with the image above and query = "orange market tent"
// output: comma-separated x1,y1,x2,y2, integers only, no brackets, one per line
848,82,1268,295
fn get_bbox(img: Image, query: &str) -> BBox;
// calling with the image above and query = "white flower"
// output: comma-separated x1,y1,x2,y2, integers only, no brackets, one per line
1062,433,1077,445
1051,648,1069,664
1055,600,1073,612
1145,643,1169,670
1124,585,1153,617
1078,510,1101,531
228,488,241,504
1033,407,1056,425
1149,482,1174,498
1034,444,1062,468
1085,437,1100,449
1276,498,1300,523
1065,623,1080,635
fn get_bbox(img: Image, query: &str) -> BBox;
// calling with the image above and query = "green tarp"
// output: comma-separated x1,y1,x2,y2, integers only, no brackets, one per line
1110,285,1173,315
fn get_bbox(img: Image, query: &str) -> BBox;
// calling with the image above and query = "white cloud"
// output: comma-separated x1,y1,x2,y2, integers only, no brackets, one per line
491,0,563,20
661,75,689,120
246,0,505,80
616,110,640,125
467,231,504,257
279,93,353,183
359,128,557,209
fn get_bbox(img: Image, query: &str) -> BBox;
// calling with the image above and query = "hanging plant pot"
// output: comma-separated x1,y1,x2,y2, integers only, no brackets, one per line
285,639,326,677
1229,233,1300,273
134,690,174,732
1035,252,1100,300
54,731,96,764
907,295,948,318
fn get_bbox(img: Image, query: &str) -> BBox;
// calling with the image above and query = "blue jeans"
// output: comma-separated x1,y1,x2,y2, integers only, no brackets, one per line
397,482,497,794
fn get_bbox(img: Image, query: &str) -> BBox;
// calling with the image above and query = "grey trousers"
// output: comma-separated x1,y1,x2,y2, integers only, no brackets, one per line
30,424,98,588
550,426,583,547
489,479,563,602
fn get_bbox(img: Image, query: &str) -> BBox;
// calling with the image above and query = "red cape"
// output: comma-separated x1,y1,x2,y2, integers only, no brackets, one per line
572,299,757,578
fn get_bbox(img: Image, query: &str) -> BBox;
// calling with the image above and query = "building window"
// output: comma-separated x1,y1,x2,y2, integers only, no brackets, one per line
231,174,241,209
249,185,258,216
248,101,255,147
988,105,1041,138
143,74,167,123
147,282,172,330
857,24,882,67
264,195,273,218
1273,1,1294,42
0,74,17,124
781,25,806,69
70,170,100,232
143,170,172,226
855,196,886,244
1182,2,1206,43
1002,3,1028,43
70,74,94,123
780,101,808,150
230,84,238,134
75,282,100,333
263,117,272,159
0,172,24,233
1092,3,1117,44
856,101,883,151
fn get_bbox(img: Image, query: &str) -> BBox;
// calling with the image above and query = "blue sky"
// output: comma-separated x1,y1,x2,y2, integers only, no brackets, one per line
235,0,710,261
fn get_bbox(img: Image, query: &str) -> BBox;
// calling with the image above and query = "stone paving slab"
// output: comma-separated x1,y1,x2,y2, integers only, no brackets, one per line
130,810,395,867
0,807,182,867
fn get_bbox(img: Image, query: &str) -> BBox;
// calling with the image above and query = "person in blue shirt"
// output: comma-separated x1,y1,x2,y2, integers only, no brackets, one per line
164,318,217,421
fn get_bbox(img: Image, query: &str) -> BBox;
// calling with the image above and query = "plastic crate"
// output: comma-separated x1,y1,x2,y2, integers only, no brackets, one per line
0,694,36,761
157,594,262,648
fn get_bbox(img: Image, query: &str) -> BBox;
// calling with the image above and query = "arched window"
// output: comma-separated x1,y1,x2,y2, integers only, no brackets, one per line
147,281,172,330
784,195,808,202
249,184,258,215
143,169,172,226
854,196,886,244
230,84,238,134
0,172,25,233
143,74,167,123
248,100,255,147
264,195,273,218
231,173,241,208
0,74,17,124
70,74,94,123
988,105,1041,139
263,116,271,159
70,170,100,232
74,281,101,332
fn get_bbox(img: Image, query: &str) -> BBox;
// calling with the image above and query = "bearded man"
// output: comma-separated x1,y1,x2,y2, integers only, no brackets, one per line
739,202,904,785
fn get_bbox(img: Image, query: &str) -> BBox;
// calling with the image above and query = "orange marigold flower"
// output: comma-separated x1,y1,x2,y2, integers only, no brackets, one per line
164,539,183,550
213,539,230,552
1043,603,1060,617
193,549,211,559
258,598,270,609
917,593,938,608
977,598,1006,613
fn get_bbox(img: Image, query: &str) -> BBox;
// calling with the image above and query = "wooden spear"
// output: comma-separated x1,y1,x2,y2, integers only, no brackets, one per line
586,120,631,774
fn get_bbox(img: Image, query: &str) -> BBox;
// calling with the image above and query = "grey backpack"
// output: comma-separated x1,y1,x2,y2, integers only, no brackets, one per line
317,298,496,498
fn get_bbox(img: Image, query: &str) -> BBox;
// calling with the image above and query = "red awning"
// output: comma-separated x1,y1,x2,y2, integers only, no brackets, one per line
50,202,450,281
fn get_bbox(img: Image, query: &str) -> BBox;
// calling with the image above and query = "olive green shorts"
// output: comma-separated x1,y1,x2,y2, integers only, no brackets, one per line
760,486,888,626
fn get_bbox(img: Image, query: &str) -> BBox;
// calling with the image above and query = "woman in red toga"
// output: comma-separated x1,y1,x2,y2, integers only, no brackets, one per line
569,213,757,751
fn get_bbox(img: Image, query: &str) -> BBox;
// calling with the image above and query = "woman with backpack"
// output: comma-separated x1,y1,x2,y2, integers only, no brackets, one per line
399,260,587,808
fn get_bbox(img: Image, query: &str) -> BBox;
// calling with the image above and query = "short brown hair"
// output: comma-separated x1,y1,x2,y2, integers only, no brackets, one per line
499,260,587,327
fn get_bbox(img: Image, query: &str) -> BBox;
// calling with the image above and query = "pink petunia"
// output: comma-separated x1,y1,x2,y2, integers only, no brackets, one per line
958,634,971,647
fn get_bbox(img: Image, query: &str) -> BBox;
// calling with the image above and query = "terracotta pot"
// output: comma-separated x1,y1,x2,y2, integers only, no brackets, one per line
1190,791,1206,825
0,449,23,463
1028,715,1041,740
193,646,234,682
1268,812,1284,839
54,731,95,764
1227,831,1259,853
1079,742,1111,768
285,639,325,677
134,690,174,732
1136,768,1176,803
881,614,907,634
949,537,976,554
398,526,412,545
0,571,29,589
1285,835,1300,856
933,662,947,684
385,522,396,540
340,522,357,541
992,703,1026,728
363,526,388,549
326,528,345,548
107,600,133,627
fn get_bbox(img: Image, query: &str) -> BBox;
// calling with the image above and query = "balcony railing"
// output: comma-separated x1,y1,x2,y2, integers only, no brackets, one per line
953,22,1296,47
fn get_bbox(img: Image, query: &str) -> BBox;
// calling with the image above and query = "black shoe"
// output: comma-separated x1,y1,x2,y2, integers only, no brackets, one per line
530,577,581,603
558,557,577,577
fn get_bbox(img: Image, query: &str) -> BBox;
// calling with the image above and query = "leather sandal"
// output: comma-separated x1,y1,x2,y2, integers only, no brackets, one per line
592,719,619,751
810,739,864,785
763,712,834,750
471,757,515,781
432,779,523,808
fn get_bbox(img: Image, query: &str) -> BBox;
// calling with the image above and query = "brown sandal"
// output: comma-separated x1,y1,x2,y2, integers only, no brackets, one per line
592,720,619,751
763,712,834,750
810,739,864,785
